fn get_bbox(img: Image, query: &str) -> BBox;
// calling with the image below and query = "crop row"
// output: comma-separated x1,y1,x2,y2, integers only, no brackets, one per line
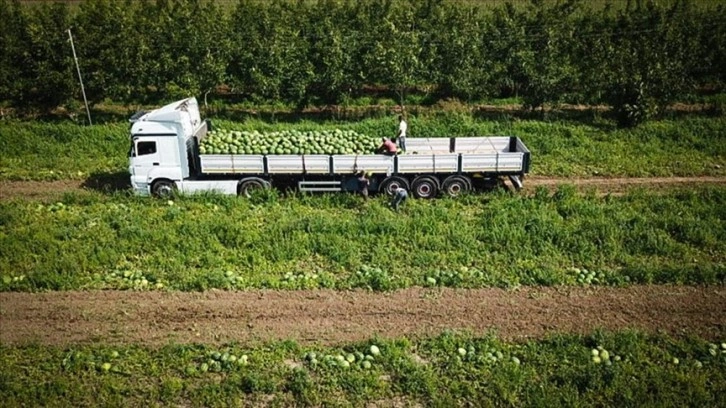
1,330,724,407
1,186,724,292
1,115,724,181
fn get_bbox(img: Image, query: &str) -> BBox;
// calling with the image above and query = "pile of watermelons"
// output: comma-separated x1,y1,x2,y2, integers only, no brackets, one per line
200,128,380,155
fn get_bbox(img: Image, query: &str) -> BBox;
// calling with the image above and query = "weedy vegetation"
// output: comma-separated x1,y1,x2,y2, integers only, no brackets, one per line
1,186,723,292
1,331,724,407
1,115,724,181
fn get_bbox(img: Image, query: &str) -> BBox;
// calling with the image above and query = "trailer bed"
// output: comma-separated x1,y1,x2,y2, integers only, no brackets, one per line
199,136,530,176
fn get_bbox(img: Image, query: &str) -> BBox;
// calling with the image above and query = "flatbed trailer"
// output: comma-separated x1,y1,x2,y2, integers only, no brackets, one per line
128,98,530,198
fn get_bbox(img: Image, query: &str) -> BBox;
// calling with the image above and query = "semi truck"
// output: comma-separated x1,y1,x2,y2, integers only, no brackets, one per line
128,97,531,198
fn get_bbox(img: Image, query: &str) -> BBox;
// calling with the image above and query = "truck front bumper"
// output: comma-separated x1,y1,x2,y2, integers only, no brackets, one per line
130,178,151,196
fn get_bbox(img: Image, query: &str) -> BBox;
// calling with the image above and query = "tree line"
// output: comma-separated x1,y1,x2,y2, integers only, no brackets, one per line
1,0,724,126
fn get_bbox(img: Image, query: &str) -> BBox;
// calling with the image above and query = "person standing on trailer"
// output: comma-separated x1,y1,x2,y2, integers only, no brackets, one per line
390,185,408,211
396,115,407,152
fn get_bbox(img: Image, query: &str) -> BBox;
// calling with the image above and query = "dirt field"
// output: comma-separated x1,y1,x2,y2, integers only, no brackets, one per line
1,176,725,201
1,285,723,347
524,175,726,193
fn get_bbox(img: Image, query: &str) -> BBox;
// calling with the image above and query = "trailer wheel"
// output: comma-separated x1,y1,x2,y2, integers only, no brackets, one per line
238,178,269,198
151,179,176,198
379,176,410,196
412,176,439,199
442,175,471,197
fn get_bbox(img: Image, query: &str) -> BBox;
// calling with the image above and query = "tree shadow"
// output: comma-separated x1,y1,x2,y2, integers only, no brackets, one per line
204,104,398,124
73,98,723,128
472,105,621,131
81,171,131,194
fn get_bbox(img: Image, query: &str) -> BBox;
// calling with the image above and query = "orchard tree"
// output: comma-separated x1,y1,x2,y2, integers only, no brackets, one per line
440,7,493,101
487,2,529,99
304,0,358,105
21,2,75,111
72,0,145,103
228,0,313,106
424,0,492,101
585,1,698,127
0,0,30,106
177,0,231,105
355,0,423,107
516,0,581,112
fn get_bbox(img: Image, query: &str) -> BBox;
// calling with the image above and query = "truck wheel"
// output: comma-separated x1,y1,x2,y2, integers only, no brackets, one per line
442,175,471,197
238,178,268,198
412,176,439,199
379,176,410,196
151,179,176,198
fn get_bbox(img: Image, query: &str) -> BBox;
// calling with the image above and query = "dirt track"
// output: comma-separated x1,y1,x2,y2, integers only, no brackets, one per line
523,176,726,194
1,176,725,201
1,286,724,347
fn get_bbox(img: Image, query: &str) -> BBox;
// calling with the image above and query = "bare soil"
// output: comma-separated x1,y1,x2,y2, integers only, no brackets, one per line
1,176,724,201
0,180,86,201
1,285,723,347
522,175,726,194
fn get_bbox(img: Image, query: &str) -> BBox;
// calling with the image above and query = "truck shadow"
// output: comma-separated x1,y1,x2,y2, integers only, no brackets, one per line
82,171,131,194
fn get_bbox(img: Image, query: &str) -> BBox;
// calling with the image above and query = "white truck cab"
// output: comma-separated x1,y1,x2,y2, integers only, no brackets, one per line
128,98,205,196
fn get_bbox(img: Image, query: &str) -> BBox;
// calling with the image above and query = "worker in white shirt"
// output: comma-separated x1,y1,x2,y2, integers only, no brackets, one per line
396,115,407,152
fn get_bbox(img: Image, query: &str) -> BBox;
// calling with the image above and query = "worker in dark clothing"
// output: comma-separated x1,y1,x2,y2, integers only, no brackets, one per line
357,171,370,199
378,137,397,156
390,185,408,211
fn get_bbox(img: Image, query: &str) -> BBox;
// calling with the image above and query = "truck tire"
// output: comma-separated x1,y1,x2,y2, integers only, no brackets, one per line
151,179,176,198
442,175,471,197
412,176,439,199
238,177,269,198
379,176,410,196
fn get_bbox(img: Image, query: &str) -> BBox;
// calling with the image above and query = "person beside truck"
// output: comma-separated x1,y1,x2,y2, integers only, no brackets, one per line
357,171,370,199
390,185,408,211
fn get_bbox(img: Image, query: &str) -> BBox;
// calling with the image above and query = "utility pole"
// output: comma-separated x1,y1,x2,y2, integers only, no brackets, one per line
67,28,92,125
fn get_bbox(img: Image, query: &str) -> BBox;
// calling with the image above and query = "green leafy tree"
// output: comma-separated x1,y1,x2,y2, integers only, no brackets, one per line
193,1,232,106
688,2,725,94
355,0,423,107
517,0,581,112
304,0,358,105
0,0,30,106
434,3,490,102
128,0,230,101
21,2,75,111
228,0,313,107
582,1,699,127
487,2,529,99
72,0,147,103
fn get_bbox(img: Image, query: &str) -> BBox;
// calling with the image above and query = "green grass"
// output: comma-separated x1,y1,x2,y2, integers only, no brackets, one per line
0,121,127,181
19,0,721,12
1,330,724,407
1,115,724,181
1,186,724,292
